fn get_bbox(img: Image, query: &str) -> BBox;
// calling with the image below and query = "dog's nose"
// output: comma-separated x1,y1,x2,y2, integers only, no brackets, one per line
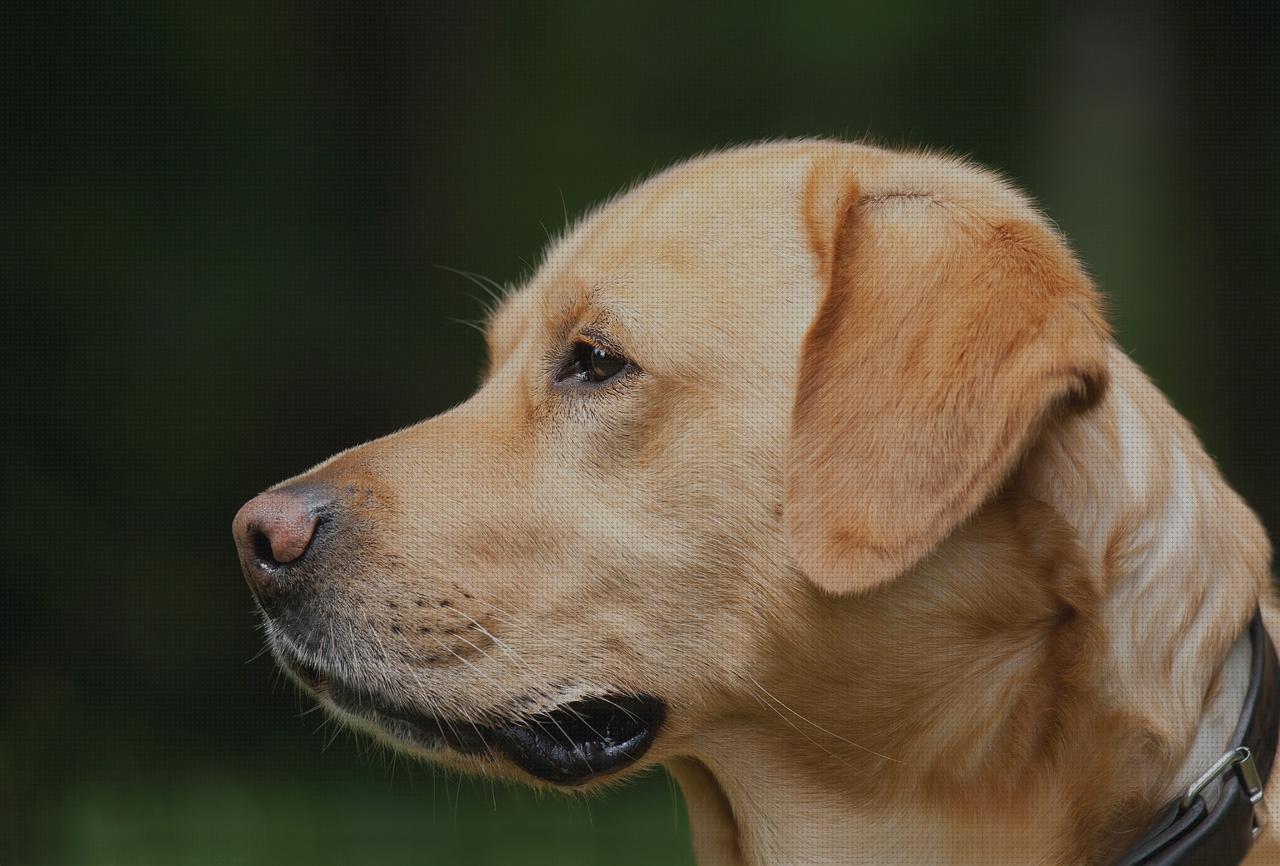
233,487,323,594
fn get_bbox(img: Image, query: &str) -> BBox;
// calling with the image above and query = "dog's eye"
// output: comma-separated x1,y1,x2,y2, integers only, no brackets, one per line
558,340,629,385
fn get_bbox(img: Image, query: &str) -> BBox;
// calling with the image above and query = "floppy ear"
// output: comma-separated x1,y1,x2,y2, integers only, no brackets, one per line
785,174,1110,594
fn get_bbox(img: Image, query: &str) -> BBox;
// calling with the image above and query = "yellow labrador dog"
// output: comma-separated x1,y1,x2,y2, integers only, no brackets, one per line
234,140,1278,865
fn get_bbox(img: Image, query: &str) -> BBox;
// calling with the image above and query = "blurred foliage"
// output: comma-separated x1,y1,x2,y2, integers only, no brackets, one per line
54,767,693,866
6,1,1278,864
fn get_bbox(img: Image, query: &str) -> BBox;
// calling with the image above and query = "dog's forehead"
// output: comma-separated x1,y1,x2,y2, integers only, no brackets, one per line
530,145,836,337
547,143,827,279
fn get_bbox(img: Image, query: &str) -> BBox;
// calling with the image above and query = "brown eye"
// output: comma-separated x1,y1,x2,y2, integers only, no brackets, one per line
559,341,629,385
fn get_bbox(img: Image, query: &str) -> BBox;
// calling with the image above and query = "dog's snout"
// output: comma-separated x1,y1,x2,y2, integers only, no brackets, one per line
233,487,324,595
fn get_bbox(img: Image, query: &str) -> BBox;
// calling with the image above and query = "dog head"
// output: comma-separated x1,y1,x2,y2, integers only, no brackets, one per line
233,140,1108,788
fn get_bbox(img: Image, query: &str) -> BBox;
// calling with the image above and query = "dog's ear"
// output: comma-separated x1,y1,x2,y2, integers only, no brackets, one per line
785,167,1110,594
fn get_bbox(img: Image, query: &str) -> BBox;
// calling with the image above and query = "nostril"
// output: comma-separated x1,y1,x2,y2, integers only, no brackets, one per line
233,486,327,592
250,525,281,571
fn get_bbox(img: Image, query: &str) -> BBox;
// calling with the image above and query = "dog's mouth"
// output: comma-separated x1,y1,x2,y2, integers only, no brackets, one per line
278,653,665,786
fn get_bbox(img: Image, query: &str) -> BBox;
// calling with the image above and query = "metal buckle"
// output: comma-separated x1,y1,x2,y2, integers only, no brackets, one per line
1181,746,1268,839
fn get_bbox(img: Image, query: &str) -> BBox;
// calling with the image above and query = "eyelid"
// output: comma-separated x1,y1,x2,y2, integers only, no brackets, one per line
575,328,626,357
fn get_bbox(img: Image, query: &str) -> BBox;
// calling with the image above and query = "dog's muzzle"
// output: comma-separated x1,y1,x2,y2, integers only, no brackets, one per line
236,483,667,786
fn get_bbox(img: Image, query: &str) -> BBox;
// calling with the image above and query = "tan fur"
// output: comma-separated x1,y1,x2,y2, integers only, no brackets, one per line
265,140,1276,865
788,166,1109,593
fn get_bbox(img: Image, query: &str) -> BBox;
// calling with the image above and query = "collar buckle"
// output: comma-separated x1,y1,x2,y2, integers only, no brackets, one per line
1181,746,1268,839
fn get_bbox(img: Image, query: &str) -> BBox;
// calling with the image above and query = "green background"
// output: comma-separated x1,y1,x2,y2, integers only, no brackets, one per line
8,2,1279,864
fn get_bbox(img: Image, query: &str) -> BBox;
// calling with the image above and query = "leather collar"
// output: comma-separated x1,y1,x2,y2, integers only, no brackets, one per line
1116,609,1280,865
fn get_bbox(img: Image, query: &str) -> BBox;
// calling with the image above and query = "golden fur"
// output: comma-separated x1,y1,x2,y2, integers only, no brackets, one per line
262,140,1277,865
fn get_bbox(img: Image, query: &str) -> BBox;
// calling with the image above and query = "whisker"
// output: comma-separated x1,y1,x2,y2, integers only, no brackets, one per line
445,316,490,337
459,268,510,300
441,607,613,748
444,608,530,671
419,632,521,748
434,264,508,308
745,685,864,773
744,673,900,764
322,720,345,752
376,620,478,750
666,766,680,830
465,597,525,630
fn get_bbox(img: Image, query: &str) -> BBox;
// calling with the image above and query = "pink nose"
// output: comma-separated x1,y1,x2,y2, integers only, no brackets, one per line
233,488,321,592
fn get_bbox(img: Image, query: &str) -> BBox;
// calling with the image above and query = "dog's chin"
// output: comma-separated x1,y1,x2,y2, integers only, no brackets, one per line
271,646,666,787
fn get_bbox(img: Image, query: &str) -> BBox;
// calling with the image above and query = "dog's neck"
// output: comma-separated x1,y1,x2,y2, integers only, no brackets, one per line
1018,346,1269,798
672,346,1270,866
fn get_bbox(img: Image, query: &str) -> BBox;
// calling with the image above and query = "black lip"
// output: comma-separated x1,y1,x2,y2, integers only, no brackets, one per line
327,679,663,784
487,694,666,785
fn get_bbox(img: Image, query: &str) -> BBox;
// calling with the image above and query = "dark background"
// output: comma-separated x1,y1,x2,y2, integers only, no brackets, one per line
7,2,1279,864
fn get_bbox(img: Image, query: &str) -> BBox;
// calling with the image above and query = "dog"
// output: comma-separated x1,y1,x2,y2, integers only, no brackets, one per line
233,140,1278,865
